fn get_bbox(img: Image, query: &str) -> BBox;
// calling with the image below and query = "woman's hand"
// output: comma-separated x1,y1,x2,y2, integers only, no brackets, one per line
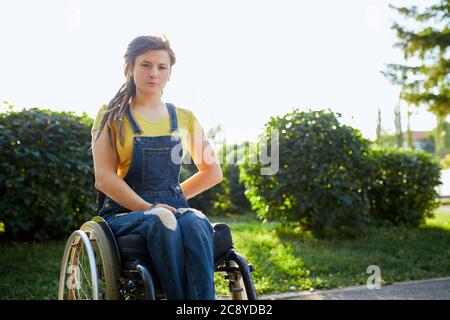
146,202,177,213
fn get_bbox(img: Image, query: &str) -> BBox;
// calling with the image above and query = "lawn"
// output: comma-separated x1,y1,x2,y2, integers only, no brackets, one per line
1,210,449,299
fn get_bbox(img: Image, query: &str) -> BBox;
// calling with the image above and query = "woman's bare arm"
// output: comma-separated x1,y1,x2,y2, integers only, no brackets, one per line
92,128,175,212
180,124,223,199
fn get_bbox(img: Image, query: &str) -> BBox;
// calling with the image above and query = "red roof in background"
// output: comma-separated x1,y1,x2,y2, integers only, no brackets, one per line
403,131,429,141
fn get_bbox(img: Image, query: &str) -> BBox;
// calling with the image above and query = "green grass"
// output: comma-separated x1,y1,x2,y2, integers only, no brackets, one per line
211,211,450,295
0,241,63,299
1,211,450,299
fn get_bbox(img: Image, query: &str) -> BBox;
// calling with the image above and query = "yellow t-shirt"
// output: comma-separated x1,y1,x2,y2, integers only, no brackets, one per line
91,103,201,178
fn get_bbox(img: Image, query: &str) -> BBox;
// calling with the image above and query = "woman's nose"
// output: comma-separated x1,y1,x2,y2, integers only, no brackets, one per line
149,67,159,77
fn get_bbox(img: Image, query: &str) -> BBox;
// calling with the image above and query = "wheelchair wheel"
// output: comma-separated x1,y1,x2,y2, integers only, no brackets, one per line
58,221,119,300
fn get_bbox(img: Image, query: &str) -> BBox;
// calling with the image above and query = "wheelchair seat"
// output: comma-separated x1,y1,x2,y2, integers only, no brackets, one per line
114,221,237,299
115,222,235,272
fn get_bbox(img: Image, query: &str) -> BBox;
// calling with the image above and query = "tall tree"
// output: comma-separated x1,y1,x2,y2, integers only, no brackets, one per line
382,0,449,156
376,108,382,144
394,100,404,148
407,104,413,149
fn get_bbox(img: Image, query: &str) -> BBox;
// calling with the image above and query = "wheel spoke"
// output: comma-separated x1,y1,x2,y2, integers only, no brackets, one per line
78,284,89,299
79,250,93,290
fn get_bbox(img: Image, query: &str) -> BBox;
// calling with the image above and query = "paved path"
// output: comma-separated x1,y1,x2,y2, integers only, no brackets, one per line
259,277,450,300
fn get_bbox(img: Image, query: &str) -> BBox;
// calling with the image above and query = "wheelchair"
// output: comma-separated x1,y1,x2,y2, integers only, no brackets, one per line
58,196,258,300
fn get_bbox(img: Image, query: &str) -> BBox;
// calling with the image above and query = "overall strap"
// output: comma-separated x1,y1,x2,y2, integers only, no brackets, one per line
125,105,143,134
167,103,179,134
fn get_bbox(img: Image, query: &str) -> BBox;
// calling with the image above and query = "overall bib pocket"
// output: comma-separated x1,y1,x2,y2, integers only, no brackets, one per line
142,147,171,189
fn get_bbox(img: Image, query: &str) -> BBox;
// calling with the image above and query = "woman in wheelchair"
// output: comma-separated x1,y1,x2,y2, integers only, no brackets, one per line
89,35,223,300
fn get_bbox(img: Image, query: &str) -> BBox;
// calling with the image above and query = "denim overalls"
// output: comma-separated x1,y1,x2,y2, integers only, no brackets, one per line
98,102,215,300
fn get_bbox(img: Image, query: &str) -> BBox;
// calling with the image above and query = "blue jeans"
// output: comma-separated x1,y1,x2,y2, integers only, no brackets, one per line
103,207,215,300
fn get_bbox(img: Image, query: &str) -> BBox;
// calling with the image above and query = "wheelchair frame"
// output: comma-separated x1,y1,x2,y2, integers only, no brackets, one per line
58,215,258,300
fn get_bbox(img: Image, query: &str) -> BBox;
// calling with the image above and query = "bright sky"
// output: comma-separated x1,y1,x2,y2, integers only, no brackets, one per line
0,0,442,143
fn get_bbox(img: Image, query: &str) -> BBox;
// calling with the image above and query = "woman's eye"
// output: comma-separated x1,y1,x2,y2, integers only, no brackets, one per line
141,65,165,69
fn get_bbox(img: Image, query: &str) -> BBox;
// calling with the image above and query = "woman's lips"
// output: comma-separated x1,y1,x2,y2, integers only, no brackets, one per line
146,82,158,86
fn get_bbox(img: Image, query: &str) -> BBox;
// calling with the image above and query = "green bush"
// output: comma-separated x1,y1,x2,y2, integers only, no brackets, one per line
368,148,440,226
0,106,96,240
439,153,450,169
222,142,252,214
227,163,252,213
240,109,372,238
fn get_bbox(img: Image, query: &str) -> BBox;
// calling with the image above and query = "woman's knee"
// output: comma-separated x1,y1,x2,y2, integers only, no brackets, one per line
179,209,212,232
144,207,178,231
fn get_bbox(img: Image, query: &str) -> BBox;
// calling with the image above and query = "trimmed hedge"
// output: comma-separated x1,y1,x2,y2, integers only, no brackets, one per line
368,148,440,226
0,107,96,240
240,108,442,238
240,109,372,238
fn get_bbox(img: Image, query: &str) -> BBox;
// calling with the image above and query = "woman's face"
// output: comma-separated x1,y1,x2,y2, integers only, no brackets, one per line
131,49,171,96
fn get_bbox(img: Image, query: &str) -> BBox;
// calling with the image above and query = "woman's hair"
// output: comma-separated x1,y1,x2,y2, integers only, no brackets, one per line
91,35,176,150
